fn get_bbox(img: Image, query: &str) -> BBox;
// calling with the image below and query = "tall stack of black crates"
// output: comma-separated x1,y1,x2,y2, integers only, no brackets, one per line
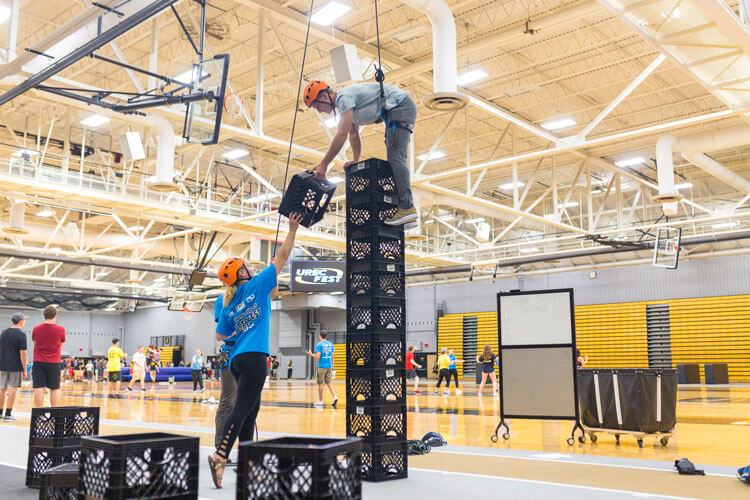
345,158,408,482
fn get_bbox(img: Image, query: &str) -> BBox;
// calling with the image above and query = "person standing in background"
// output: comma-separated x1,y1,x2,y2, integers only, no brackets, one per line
307,331,338,408
147,346,160,385
127,346,147,392
287,359,294,379
32,305,66,407
476,344,498,395
435,348,451,396
106,338,127,394
191,349,206,393
0,312,28,420
448,348,464,395
576,349,588,368
405,346,422,394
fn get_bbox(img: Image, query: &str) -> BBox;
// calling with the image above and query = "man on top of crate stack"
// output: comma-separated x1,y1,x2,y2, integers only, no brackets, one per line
303,80,418,229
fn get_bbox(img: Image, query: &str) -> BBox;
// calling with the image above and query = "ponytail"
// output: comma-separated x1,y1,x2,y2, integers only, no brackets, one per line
223,285,238,307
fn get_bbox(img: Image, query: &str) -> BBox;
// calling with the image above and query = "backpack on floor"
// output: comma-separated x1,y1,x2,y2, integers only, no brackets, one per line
422,432,447,447
675,458,705,475
738,465,750,485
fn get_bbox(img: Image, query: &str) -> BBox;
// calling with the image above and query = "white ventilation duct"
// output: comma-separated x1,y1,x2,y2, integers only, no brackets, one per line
399,0,466,110
653,135,681,216
680,151,750,194
146,114,178,192
3,199,29,235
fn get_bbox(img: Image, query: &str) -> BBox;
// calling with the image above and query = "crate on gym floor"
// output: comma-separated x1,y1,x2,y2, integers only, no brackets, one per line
79,432,199,500
345,158,396,198
346,403,407,442
29,406,100,447
347,296,405,334
347,366,406,405
347,260,405,298
278,171,337,228
347,226,404,263
26,444,81,488
346,333,406,370
38,463,79,500
361,441,408,482
237,436,362,500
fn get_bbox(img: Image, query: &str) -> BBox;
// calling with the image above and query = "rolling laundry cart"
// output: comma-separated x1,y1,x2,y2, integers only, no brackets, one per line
577,368,678,447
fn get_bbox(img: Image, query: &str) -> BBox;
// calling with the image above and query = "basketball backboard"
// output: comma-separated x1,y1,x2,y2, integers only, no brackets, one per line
167,291,208,312
183,54,230,145
653,227,681,269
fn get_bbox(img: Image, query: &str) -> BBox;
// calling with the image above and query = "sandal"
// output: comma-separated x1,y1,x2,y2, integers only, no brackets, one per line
208,454,226,488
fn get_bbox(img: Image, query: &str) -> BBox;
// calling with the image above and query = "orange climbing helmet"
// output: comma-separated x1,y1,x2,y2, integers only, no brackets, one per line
218,257,244,286
303,80,330,107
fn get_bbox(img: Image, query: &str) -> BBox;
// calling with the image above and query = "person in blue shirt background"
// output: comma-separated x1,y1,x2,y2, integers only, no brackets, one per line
190,349,205,392
447,348,464,395
306,331,338,408
208,212,303,488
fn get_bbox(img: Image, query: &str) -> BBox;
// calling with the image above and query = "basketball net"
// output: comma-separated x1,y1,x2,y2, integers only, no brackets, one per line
224,92,244,119
183,306,194,320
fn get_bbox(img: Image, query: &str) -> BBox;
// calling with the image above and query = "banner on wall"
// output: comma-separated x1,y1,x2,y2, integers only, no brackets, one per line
290,260,345,293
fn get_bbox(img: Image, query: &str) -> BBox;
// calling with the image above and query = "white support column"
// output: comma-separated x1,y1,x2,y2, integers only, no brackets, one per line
4,0,19,63
256,8,265,135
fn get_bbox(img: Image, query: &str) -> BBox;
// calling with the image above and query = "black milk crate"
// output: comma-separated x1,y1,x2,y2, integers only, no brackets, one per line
237,437,362,500
347,261,405,298
29,406,100,447
79,432,199,500
346,403,407,442
347,226,404,263
26,444,81,488
345,158,396,199
278,171,337,228
39,463,79,500
361,441,408,482
346,333,406,370
347,296,405,334
347,367,406,406
346,203,399,229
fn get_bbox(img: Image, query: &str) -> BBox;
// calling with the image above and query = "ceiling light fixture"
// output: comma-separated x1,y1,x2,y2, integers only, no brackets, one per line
80,114,110,128
499,181,525,190
245,193,278,204
11,148,39,158
424,219,435,224
456,69,488,86
417,151,446,162
560,201,579,208
311,1,351,26
0,7,10,24
674,182,693,190
614,156,646,167
36,208,55,218
465,217,485,224
541,117,576,131
175,68,208,85
222,148,249,160
128,225,145,232
520,247,540,253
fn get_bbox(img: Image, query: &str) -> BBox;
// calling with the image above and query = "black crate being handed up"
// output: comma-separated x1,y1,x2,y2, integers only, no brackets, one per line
278,171,337,228
237,437,362,500
79,433,199,500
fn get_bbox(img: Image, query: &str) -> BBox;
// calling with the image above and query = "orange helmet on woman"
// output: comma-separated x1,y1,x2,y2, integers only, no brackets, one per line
303,80,329,107
218,257,244,286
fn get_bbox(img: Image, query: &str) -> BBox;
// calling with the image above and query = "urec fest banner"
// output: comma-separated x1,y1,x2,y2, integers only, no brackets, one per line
290,260,345,293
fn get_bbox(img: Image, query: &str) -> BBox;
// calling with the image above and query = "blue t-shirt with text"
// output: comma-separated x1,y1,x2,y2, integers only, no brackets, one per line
214,296,223,322
191,355,203,370
314,340,335,369
217,265,277,363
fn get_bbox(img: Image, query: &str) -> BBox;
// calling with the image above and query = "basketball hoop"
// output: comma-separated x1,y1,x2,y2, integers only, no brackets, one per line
224,91,244,119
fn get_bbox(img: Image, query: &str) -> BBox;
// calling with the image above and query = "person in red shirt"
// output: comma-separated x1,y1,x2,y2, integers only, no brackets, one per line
32,305,66,407
405,346,422,394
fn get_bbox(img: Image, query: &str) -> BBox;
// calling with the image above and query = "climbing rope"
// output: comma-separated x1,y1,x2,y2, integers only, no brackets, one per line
272,0,315,258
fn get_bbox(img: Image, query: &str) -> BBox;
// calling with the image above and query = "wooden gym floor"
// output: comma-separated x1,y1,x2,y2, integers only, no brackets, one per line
0,378,747,498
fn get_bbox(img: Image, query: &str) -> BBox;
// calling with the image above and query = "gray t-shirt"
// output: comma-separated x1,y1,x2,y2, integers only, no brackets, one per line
335,83,408,126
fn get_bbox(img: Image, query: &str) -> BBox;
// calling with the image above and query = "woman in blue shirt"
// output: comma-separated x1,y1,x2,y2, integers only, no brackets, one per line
208,213,302,488
190,349,205,392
